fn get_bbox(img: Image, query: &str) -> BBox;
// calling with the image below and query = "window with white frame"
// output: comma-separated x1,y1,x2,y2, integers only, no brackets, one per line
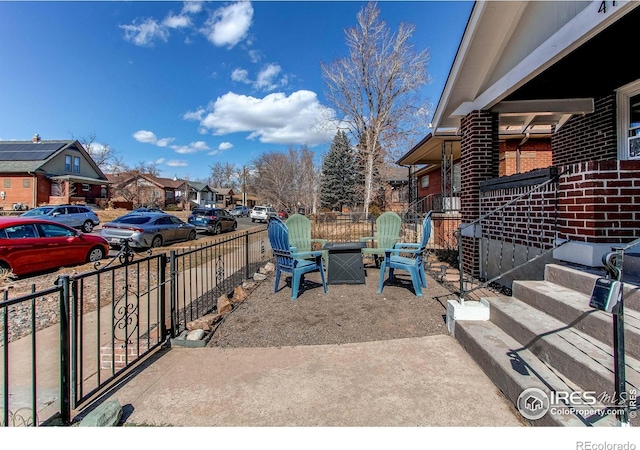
82,184,90,192
616,80,640,159
65,155,72,171
73,156,80,173
421,174,429,188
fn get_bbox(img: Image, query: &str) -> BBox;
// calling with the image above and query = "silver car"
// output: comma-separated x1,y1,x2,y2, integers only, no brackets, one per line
22,205,100,233
100,212,197,249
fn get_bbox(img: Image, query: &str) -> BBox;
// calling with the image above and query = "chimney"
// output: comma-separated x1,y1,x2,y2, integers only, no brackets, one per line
33,133,41,143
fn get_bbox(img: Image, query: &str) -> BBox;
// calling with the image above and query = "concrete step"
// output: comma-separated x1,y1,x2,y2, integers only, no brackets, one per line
486,296,640,402
545,263,640,311
513,279,640,360
455,319,619,426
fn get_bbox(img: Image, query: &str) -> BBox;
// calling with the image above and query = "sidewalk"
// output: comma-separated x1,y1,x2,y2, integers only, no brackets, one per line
84,334,525,426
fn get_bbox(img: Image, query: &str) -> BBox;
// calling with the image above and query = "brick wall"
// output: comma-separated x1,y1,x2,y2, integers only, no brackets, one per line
460,110,499,276
557,160,640,244
0,174,35,210
100,339,157,370
552,94,617,166
417,170,442,198
499,139,553,176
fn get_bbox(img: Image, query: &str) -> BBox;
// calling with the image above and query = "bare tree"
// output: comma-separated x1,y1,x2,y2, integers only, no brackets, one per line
320,2,431,214
75,132,121,173
208,162,239,189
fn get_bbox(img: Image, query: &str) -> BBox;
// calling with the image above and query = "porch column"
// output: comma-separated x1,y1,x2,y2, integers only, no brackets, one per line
460,110,499,277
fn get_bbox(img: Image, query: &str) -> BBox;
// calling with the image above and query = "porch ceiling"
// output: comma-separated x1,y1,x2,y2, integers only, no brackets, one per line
397,135,461,166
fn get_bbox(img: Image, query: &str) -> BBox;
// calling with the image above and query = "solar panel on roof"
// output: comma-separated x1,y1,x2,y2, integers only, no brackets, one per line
0,143,65,161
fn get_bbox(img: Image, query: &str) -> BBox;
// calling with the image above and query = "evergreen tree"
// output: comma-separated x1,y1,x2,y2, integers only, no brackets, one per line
320,131,357,211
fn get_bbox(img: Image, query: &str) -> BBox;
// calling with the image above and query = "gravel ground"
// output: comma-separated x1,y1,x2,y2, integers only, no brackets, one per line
208,261,459,348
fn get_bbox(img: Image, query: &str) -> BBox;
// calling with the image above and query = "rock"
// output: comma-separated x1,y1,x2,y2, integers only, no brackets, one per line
242,280,257,291
79,399,123,427
263,262,275,272
217,295,232,315
174,330,189,340
253,272,267,281
186,314,222,331
186,329,206,341
231,286,248,303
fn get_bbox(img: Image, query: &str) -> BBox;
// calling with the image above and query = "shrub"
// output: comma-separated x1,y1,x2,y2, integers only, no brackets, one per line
369,205,382,220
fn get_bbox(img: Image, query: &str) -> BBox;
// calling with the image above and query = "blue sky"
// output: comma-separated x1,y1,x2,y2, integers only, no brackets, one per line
0,1,473,181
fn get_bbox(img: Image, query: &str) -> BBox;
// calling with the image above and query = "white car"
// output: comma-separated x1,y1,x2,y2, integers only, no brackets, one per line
250,206,276,223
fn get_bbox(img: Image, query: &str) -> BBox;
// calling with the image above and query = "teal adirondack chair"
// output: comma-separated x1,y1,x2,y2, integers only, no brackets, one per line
285,214,328,264
378,211,432,297
359,211,402,268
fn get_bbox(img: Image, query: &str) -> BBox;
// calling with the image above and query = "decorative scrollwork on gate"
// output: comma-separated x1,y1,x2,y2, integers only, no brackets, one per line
113,284,139,344
215,256,225,285
261,238,266,260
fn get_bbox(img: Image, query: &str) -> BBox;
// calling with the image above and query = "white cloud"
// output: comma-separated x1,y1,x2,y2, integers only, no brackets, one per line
231,68,250,84
133,130,158,144
255,63,284,91
183,108,206,121
156,137,175,147
182,1,203,15
120,18,169,47
156,158,166,164
163,14,191,29
201,1,253,48
218,142,233,151
248,49,261,64
171,141,210,154
166,160,188,167
198,90,336,145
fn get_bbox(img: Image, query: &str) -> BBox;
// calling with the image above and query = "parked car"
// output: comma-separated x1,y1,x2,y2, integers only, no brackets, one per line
229,205,250,217
100,212,197,249
188,208,237,234
132,207,164,213
250,206,277,223
22,205,100,233
278,209,289,219
0,217,109,277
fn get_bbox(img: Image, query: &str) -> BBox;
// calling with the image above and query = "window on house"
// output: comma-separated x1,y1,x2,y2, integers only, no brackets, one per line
73,157,80,173
421,175,429,188
65,155,72,171
3,179,10,188
82,184,90,192
23,179,30,188
152,190,160,198
617,80,640,159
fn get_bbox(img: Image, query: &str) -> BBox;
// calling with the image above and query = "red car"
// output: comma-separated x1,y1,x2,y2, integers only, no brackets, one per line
0,217,109,277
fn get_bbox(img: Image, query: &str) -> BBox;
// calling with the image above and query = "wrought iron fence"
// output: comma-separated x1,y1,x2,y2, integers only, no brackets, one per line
0,228,268,426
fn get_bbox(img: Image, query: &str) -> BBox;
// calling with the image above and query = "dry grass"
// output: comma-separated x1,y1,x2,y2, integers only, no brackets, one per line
95,209,191,223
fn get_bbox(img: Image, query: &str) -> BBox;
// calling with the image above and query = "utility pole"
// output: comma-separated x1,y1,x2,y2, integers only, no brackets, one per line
242,165,247,206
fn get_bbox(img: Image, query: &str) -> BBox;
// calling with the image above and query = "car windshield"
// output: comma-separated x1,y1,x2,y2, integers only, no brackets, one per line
113,216,152,224
22,207,54,216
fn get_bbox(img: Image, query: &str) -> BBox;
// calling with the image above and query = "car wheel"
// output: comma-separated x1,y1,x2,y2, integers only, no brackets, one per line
86,246,105,263
188,230,197,241
151,236,163,248
233,221,237,231
0,262,12,278
251,218,255,222
214,223,222,235
82,221,94,233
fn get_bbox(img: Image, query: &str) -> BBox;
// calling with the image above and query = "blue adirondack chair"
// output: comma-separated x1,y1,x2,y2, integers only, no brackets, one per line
268,216,328,300
378,211,432,297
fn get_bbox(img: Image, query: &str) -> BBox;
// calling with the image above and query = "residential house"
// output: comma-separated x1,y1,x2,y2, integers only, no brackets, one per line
0,135,110,210
107,173,182,209
210,187,235,208
380,166,409,214
426,0,640,279
422,1,640,426
230,193,258,209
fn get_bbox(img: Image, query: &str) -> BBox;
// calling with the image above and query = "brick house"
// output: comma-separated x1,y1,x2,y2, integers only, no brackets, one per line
0,135,110,210
423,1,640,281
107,173,182,209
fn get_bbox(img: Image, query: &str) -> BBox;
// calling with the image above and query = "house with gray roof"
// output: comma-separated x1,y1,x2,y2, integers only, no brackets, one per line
0,134,110,210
